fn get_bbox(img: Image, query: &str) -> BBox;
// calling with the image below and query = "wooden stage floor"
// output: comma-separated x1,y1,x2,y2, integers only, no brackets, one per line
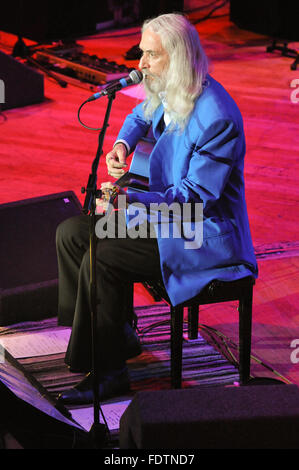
1,4,299,386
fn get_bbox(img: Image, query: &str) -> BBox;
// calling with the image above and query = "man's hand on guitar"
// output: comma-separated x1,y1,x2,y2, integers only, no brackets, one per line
106,143,128,178
97,182,128,213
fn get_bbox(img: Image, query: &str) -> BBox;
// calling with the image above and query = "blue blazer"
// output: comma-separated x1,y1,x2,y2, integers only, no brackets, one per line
117,75,258,306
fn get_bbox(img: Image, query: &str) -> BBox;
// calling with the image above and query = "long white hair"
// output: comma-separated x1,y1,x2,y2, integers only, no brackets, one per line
141,13,209,131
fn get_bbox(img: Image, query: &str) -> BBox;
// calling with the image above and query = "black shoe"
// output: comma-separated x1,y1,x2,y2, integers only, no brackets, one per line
58,367,130,405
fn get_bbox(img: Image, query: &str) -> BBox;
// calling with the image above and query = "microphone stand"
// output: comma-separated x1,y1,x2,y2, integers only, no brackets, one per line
81,90,116,448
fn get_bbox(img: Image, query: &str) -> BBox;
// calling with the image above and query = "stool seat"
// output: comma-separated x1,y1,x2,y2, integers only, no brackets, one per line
144,276,255,389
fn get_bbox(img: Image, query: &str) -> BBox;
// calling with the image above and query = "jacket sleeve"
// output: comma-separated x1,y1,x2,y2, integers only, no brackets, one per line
116,101,151,154
127,118,243,211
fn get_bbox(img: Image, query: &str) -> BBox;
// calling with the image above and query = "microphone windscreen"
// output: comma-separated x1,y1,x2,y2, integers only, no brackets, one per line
129,70,143,85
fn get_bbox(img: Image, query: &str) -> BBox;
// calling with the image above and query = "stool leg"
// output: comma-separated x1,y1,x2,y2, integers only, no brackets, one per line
238,288,253,385
171,305,184,389
188,305,199,340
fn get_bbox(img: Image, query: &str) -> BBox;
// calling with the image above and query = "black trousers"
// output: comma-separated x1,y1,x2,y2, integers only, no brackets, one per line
56,214,163,374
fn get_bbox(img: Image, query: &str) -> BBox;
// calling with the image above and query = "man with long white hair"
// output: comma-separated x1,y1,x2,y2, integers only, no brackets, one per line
57,13,258,404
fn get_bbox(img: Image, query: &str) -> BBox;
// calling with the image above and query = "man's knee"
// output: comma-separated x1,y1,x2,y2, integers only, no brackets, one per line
56,215,86,248
96,239,124,269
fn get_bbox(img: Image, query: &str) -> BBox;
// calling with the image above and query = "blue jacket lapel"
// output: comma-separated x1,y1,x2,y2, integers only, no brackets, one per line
152,104,165,140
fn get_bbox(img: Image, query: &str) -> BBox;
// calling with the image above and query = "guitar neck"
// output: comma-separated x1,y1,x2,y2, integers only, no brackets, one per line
116,171,149,192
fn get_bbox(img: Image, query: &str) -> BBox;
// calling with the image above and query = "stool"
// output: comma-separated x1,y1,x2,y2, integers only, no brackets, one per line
141,275,255,389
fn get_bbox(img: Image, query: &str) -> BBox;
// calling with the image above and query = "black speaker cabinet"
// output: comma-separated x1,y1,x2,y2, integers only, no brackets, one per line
0,50,44,111
0,192,82,326
119,385,299,449
230,0,298,41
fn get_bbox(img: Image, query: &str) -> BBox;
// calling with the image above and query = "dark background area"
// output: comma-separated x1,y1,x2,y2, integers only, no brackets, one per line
230,0,298,41
0,1,297,43
0,0,185,42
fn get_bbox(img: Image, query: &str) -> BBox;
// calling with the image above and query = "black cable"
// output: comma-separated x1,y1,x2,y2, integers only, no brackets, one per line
197,323,239,368
192,0,229,25
77,99,104,131
138,319,188,338
197,322,293,384
137,315,293,384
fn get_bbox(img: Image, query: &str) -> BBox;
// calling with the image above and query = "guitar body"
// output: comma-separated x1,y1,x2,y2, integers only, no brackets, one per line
96,133,154,214
115,136,154,193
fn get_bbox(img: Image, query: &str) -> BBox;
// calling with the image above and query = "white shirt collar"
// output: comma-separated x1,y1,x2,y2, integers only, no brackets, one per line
158,92,171,127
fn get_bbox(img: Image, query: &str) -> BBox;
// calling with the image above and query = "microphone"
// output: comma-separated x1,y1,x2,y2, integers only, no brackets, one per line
87,69,143,102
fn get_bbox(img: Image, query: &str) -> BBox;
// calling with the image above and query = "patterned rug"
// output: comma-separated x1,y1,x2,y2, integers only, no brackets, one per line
0,303,240,437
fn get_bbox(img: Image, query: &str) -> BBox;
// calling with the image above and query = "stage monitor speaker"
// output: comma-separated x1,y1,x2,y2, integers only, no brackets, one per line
0,192,82,326
0,349,88,449
0,50,44,111
119,386,299,449
230,0,298,41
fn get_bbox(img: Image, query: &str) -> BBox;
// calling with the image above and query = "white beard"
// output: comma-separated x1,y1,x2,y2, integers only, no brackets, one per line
142,69,167,100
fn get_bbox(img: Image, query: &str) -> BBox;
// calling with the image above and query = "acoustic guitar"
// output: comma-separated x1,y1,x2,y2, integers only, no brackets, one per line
114,136,153,193
96,136,153,213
